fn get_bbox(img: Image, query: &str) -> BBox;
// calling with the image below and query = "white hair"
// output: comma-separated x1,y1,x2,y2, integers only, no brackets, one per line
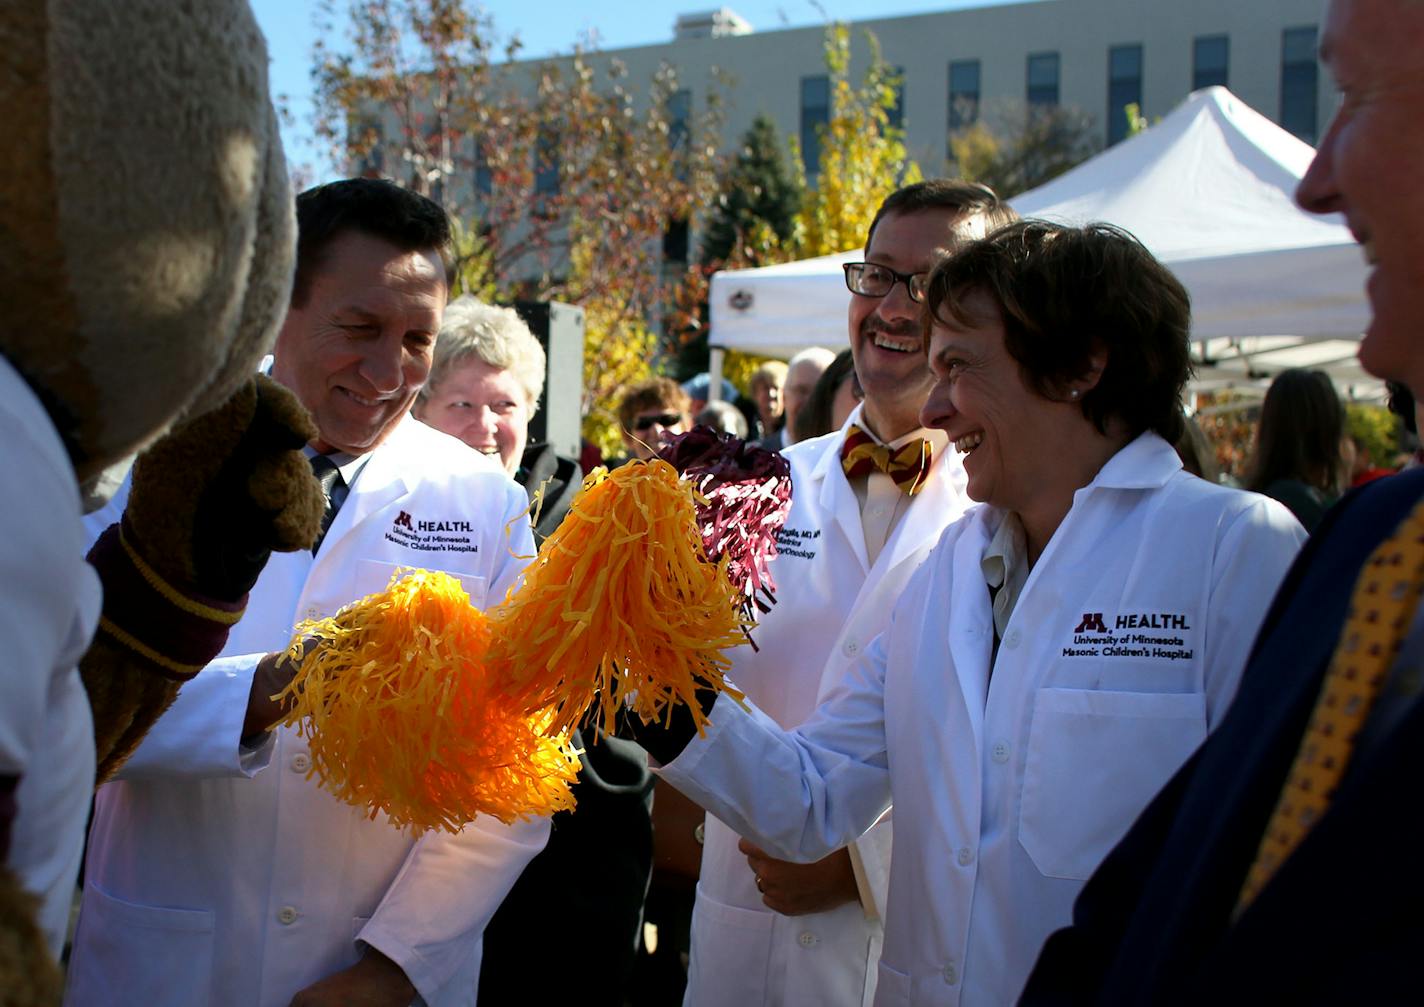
787,346,837,372
421,296,547,412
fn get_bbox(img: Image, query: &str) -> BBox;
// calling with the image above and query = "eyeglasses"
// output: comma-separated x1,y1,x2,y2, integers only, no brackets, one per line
843,262,930,303
633,412,683,432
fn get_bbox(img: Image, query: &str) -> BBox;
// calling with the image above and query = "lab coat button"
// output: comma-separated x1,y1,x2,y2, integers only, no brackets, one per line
957,847,973,866
798,931,819,948
991,742,1010,764
277,906,298,925
1004,629,1022,649
942,962,958,985
842,639,860,658
291,753,311,773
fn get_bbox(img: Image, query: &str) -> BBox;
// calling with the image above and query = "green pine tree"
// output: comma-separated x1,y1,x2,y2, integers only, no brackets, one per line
698,114,803,267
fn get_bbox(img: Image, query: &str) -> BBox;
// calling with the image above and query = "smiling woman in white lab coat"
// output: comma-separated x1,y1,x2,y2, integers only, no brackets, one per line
643,221,1308,1007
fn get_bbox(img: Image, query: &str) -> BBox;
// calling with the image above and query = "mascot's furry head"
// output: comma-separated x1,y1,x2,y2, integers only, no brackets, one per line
0,0,294,482
0,5,324,1002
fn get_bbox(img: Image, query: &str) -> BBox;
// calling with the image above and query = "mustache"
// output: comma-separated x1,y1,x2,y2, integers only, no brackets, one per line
860,316,921,340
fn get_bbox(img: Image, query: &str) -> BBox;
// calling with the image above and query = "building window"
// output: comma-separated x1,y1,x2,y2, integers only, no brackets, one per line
474,141,493,198
887,66,905,130
663,217,690,263
1193,34,1229,91
1107,44,1143,146
800,74,830,178
534,129,559,198
667,88,691,154
1281,26,1318,143
1027,51,1059,108
948,59,981,131
351,120,383,176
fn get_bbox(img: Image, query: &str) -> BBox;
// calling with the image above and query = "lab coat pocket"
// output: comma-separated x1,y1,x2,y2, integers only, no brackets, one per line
1019,688,1206,880
66,881,215,1007
686,883,775,1005
872,959,912,1006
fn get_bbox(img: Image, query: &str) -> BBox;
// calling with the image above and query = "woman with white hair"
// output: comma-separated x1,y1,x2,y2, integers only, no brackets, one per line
415,296,581,540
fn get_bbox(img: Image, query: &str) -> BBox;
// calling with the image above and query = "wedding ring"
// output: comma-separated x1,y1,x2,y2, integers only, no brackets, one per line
755,875,765,893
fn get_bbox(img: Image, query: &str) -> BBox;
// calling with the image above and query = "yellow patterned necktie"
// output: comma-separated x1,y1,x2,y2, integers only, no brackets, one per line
840,424,933,496
1235,496,1424,914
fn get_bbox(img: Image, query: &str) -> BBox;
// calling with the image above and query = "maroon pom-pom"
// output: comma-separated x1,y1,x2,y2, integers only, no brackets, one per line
657,426,794,620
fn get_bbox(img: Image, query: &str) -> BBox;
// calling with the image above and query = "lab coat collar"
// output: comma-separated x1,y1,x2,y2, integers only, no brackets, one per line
807,400,866,486
313,416,415,556
877,443,969,577
808,403,873,573
1081,431,1182,492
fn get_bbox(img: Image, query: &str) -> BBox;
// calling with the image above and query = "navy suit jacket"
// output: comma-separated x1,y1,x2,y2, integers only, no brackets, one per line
1022,467,1424,1006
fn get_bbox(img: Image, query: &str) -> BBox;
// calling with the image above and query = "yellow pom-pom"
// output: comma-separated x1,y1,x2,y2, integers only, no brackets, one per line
489,460,748,735
277,569,581,832
277,463,750,831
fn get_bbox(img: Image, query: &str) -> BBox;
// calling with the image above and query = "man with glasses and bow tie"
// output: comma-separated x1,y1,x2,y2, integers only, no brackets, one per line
678,180,1017,1007
68,179,544,1007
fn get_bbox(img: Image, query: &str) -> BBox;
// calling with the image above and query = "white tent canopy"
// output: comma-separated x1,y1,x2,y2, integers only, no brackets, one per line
708,248,858,359
707,87,1375,402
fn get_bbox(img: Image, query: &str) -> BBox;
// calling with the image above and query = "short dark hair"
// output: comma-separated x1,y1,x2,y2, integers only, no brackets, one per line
922,220,1193,443
617,376,690,433
1246,368,1345,495
1387,380,1416,436
865,179,1018,250
292,178,453,305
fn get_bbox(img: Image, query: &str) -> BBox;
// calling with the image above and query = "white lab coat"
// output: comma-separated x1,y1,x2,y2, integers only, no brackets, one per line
0,355,101,958
67,415,547,1007
686,405,970,1007
662,433,1307,1007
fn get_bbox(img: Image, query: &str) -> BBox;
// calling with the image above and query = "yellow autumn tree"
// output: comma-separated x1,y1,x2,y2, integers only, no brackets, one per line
693,24,922,393
790,24,922,258
314,0,724,456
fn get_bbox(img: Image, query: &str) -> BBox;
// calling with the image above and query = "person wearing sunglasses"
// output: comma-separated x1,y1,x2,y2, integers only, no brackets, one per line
615,376,692,463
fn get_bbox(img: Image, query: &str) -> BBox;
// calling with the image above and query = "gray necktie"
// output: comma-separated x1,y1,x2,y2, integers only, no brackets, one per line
309,454,347,555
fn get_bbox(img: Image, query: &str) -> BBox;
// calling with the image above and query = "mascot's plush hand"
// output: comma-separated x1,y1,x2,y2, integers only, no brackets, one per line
0,866,60,1007
82,375,325,778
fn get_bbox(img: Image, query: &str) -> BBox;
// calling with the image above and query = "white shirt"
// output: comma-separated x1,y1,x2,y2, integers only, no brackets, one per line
67,416,546,1007
663,433,1307,1006
981,511,1028,639
0,355,102,957
684,404,971,1007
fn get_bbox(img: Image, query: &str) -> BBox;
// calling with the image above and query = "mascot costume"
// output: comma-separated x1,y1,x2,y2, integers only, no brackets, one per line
0,1,324,1001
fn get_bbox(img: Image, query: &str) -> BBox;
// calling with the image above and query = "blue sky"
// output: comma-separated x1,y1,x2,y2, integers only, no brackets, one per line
250,0,1029,180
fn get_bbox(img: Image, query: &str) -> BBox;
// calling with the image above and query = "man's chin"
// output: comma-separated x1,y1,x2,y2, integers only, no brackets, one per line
319,418,402,456
1356,322,1417,389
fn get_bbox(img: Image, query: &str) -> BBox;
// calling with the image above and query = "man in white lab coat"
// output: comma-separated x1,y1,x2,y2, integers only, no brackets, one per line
640,222,1307,1006
682,181,1016,1007
67,179,545,1007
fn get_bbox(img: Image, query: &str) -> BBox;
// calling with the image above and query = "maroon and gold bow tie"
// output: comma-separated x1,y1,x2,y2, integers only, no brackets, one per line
840,424,933,496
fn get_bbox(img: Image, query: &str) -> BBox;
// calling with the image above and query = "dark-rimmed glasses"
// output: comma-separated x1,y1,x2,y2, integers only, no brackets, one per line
843,262,930,303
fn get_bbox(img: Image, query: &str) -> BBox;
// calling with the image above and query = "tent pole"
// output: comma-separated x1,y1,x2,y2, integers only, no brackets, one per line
709,347,726,404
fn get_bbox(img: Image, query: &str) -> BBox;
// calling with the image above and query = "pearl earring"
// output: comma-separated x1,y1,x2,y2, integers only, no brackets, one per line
1070,389,1081,400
